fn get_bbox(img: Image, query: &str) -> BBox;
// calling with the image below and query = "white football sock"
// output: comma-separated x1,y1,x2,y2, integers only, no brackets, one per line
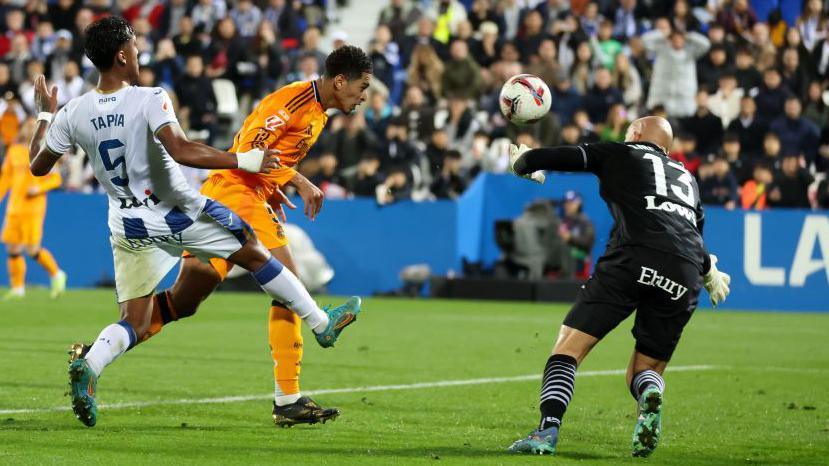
252,258,329,334
274,391,302,407
84,321,136,377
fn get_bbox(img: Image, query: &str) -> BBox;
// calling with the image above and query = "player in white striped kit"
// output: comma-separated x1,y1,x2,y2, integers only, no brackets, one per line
27,16,361,427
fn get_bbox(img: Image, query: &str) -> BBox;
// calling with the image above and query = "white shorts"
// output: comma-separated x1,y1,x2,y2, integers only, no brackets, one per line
111,199,252,302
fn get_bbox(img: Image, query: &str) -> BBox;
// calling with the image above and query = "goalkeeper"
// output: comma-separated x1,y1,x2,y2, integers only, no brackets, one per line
505,116,731,458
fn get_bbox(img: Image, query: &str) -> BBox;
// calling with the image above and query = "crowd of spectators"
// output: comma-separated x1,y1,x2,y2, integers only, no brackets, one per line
0,0,829,210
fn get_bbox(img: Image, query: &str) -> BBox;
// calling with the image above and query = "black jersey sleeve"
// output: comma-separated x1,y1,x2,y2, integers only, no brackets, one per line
515,143,615,175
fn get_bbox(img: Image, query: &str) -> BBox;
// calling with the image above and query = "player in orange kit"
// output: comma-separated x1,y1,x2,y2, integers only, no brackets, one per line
0,118,66,299
70,45,372,426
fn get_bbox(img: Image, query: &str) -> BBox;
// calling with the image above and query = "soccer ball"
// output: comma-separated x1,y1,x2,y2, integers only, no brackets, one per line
499,74,552,125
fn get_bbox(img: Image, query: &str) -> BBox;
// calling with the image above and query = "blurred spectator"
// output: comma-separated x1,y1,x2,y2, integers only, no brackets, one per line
430,150,467,199
175,55,218,145
49,0,80,33
699,157,738,209
734,47,762,92
612,53,642,109
612,0,640,41
442,39,481,99
400,85,435,143
516,10,545,64
365,90,394,144
558,190,594,279
0,64,14,97
816,177,829,209
506,111,561,148
583,67,622,123
231,0,263,39
437,95,481,151
754,68,791,123
192,0,227,34
759,130,782,166
378,0,422,45
803,80,828,127
680,89,724,156
55,61,84,107
643,23,711,117
769,97,820,165
670,132,702,174
797,0,826,51
698,44,731,91
285,53,320,83
720,132,751,184
716,0,757,37
469,1,505,37
727,95,766,157
769,155,814,208
332,113,379,171
369,25,402,103
407,44,444,102
309,152,347,198
708,73,743,128
381,118,420,171
470,20,501,68
376,167,412,205
741,162,774,210
401,17,446,66
429,0,468,45
551,72,582,125
152,39,182,90
599,103,628,142
348,154,384,197
670,0,700,33
526,38,561,89
572,109,599,143
569,41,596,94
780,47,810,97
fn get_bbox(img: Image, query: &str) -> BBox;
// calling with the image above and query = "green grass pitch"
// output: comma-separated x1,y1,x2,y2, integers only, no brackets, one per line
1,289,827,465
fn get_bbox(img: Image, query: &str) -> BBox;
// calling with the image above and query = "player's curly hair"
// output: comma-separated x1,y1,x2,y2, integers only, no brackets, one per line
324,45,372,80
84,16,135,72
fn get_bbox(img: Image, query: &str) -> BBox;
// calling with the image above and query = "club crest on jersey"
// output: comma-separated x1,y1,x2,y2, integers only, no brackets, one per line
644,196,697,223
637,266,688,301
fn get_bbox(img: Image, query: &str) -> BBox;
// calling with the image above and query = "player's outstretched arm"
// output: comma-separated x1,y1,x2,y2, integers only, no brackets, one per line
509,143,597,184
29,75,61,176
287,171,324,221
155,123,280,173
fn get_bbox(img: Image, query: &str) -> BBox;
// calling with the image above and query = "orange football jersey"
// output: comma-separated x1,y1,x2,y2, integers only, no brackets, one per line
213,80,328,197
0,143,61,217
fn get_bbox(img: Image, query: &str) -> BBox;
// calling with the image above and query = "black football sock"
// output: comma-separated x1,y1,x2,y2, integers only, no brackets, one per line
629,369,665,400
538,354,578,431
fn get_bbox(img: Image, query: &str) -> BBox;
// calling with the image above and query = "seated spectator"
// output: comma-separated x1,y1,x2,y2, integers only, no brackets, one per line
720,132,752,184
0,64,13,98
770,97,821,167
769,154,814,208
526,38,562,90
780,46,809,97
680,89,724,156
309,152,347,198
558,190,595,279
599,103,628,142
761,131,783,170
425,128,449,173
754,68,791,124
803,80,828,127
727,95,767,157
569,41,596,95
407,44,444,102
175,55,218,145
572,110,600,144
469,21,501,69
152,39,182,90
441,39,482,99
381,118,421,171
369,25,403,103
708,73,743,129
818,126,829,173
584,67,623,123
333,112,380,171
734,47,762,92
55,60,84,107
349,154,384,198
741,162,775,210
138,67,157,87
515,10,546,64
592,20,622,70
401,17,446,66
230,0,263,38
670,132,702,173
612,53,642,109
400,86,435,144
697,44,731,91
437,95,481,151
561,123,583,145
45,29,75,84
285,53,320,83
430,150,467,199
670,0,700,33
378,0,422,45
376,167,412,205
365,90,394,144
551,72,583,125
699,157,739,209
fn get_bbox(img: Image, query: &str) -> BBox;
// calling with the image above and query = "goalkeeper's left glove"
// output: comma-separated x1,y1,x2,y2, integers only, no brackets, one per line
703,254,731,307
508,143,545,184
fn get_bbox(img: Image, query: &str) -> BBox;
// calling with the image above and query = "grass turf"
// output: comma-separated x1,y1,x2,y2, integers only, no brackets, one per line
0,288,827,465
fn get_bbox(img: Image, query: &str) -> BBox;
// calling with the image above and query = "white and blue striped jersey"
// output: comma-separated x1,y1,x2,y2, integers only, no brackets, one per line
45,86,205,239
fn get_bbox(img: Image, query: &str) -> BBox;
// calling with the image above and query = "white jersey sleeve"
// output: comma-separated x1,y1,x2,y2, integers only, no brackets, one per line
45,105,73,154
144,88,178,134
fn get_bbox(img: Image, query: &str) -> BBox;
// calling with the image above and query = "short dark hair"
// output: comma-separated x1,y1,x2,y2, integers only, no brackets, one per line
84,16,135,71
324,45,372,80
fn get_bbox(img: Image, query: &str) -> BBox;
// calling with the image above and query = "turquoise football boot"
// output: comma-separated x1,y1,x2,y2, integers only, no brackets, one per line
508,426,559,455
314,296,361,348
632,385,663,457
68,358,98,427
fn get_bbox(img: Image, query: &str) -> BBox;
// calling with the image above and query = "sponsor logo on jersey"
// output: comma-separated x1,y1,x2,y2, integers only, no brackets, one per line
124,232,184,249
118,192,161,209
644,195,697,223
98,96,117,104
637,266,688,301
265,113,287,131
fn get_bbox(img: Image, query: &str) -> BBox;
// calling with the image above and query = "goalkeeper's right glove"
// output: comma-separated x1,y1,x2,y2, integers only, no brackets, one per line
508,143,545,184
703,254,731,307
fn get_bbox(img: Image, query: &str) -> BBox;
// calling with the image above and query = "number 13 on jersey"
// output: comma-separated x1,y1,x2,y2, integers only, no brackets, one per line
642,153,695,206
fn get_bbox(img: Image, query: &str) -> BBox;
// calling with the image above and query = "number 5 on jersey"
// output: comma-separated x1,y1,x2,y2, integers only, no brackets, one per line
99,138,129,186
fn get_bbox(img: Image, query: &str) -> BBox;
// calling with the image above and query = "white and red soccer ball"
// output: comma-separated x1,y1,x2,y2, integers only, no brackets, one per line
499,74,552,125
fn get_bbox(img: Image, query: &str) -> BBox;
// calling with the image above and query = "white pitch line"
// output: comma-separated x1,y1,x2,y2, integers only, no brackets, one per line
0,365,716,416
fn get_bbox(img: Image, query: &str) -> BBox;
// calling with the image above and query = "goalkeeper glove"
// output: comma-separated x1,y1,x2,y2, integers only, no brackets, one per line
508,143,545,184
703,254,731,307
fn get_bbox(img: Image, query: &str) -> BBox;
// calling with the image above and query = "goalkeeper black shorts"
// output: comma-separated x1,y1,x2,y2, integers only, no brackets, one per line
563,246,703,361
